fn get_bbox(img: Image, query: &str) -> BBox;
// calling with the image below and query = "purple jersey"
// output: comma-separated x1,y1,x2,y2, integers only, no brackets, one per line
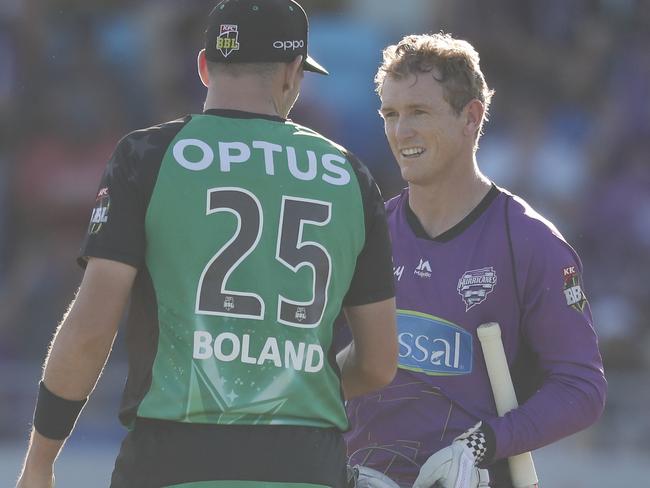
344,186,606,487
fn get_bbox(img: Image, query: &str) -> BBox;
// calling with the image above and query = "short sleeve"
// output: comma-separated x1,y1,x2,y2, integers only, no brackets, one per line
342,153,395,306
78,135,146,269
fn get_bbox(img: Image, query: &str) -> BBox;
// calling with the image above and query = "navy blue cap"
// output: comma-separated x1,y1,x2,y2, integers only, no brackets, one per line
205,0,328,75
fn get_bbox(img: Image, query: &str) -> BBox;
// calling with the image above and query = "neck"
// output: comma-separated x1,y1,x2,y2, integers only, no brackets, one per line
408,156,492,239
204,77,282,117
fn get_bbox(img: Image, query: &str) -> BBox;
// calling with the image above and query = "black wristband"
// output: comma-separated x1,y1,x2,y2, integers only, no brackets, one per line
33,381,87,440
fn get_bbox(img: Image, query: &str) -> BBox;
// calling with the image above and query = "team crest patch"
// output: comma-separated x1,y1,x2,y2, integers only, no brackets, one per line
89,187,110,235
563,266,587,312
457,267,497,311
216,24,240,58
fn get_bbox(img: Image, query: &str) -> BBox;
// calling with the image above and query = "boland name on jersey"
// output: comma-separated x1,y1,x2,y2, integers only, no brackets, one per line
193,330,324,373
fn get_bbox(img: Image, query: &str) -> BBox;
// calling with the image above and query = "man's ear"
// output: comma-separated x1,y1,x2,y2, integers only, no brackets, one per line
284,55,304,92
464,99,485,137
197,49,210,88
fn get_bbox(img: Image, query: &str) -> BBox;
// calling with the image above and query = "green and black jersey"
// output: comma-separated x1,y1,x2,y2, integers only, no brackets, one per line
80,109,394,431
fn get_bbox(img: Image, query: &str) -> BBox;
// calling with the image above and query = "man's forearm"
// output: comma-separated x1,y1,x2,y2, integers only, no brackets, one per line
41,299,118,400
23,299,118,469
18,258,137,485
484,372,606,461
339,299,398,399
337,342,391,399
336,342,357,399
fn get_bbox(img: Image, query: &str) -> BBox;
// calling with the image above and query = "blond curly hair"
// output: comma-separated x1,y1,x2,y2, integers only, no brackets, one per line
376,33,494,143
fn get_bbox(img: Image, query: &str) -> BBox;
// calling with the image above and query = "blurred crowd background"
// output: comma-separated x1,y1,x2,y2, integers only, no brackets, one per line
1,0,649,485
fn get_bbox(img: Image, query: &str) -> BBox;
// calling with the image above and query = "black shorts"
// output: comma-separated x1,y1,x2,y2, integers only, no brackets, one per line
110,418,348,488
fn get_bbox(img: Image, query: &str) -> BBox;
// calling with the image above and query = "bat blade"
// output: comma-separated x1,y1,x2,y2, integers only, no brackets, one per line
477,322,539,488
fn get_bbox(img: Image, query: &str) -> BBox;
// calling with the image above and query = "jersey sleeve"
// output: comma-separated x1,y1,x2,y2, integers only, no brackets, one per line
78,134,147,269
484,218,607,462
342,153,395,306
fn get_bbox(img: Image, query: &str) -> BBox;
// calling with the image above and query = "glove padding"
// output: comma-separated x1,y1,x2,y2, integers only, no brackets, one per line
413,423,490,488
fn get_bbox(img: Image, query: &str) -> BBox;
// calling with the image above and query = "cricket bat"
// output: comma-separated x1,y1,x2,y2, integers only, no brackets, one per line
477,322,539,488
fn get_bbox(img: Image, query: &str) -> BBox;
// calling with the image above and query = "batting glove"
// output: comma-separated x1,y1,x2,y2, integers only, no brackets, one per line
413,422,491,488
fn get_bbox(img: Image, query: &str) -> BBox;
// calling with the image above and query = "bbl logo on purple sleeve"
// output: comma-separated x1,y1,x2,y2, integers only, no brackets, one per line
217,24,240,58
563,266,587,312
457,267,497,311
397,310,472,376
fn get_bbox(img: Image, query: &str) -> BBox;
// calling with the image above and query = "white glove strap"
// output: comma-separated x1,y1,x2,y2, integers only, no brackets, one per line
454,447,476,488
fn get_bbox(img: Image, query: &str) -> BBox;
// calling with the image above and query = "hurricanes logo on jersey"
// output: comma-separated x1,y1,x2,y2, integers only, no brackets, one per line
89,187,110,235
457,267,497,311
217,24,240,58
563,266,587,312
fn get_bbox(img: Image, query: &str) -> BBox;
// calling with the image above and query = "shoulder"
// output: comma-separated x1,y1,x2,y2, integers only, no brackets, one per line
117,115,191,155
286,120,347,152
110,116,191,172
503,189,564,238
503,189,568,245
501,187,582,266
286,120,375,182
384,189,407,215
294,122,377,189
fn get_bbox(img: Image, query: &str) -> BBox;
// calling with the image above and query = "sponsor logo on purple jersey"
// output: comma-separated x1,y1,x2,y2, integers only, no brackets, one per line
397,310,473,375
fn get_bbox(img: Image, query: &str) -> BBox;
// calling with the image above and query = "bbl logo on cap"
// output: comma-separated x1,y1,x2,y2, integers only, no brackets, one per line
216,24,240,57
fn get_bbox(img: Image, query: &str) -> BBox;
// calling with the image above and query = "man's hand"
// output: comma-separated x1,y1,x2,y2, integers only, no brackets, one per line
339,298,397,399
16,258,137,488
413,423,490,488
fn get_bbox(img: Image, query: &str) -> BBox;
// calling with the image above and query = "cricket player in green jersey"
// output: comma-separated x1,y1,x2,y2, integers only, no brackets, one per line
16,1,397,487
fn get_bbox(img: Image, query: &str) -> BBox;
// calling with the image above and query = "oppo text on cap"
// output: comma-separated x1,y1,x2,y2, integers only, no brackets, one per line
273,40,305,50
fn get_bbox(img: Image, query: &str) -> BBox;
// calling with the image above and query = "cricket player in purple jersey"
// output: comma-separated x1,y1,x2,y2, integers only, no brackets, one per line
343,33,607,488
